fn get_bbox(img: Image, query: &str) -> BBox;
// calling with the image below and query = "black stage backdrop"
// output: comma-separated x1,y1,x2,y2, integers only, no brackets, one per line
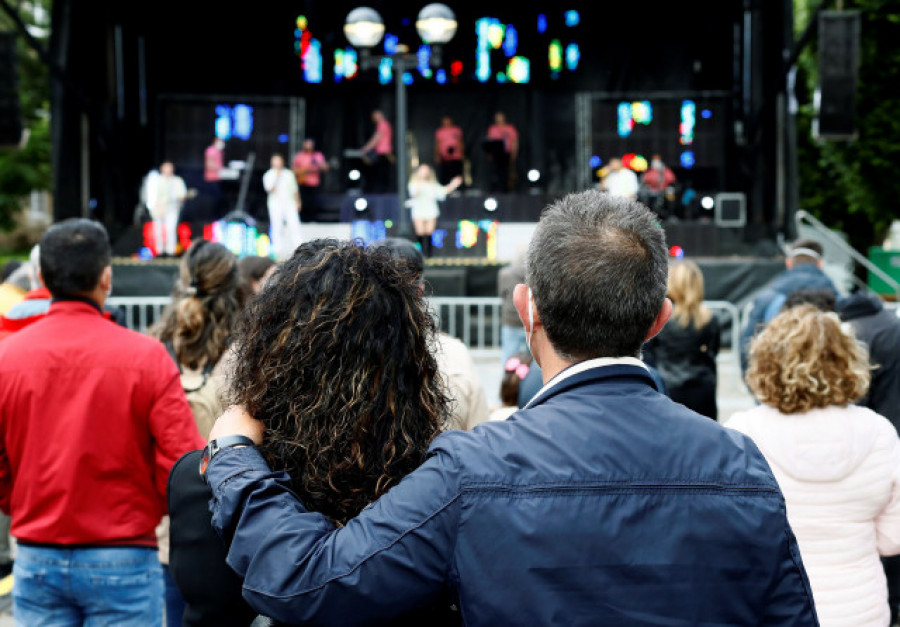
47,0,795,247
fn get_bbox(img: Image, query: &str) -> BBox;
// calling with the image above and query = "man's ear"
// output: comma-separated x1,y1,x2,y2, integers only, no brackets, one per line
98,265,113,294
513,283,538,332
644,298,673,342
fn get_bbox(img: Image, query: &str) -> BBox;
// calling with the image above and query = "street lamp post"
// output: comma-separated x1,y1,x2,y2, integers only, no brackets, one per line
345,4,457,241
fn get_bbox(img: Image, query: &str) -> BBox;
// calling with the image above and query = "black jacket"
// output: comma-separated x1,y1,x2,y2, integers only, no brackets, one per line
837,292,900,432
643,314,720,391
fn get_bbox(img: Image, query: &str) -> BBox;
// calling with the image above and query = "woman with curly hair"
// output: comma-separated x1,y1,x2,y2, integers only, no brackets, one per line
726,304,900,627
643,258,719,419
167,239,453,626
149,238,249,627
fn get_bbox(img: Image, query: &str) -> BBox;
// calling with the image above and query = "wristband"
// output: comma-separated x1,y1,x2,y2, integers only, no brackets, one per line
200,434,255,476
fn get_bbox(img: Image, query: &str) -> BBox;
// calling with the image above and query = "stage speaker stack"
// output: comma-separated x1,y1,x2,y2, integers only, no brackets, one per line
0,31,23,149
815,11,860,140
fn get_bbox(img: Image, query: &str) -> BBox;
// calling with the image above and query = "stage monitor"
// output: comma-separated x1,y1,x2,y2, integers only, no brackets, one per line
714,192,746,228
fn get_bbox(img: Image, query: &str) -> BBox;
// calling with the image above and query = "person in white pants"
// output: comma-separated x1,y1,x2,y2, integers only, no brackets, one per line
144,161,187,256
262,153,302,261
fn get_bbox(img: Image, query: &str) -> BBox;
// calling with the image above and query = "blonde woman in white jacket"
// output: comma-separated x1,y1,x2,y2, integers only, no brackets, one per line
727,304,900,626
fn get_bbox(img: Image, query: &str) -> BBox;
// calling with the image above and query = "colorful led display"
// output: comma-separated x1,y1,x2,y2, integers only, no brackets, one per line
680,100,696,145
508,57,530,83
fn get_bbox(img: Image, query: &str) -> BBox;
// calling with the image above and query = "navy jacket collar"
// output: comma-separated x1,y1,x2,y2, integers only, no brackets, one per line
526,363,658,410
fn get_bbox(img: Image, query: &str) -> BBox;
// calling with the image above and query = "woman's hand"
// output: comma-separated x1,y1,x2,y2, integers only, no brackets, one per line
208,405,265,445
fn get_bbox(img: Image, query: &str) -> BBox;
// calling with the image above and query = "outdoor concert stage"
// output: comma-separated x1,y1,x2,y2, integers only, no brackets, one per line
110,193,786,307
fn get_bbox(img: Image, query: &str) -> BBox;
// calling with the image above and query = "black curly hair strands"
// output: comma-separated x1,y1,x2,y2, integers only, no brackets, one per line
226,239,448,525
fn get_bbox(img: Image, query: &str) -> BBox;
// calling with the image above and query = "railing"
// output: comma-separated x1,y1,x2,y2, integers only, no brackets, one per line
107,295,743,357
106,296,171,333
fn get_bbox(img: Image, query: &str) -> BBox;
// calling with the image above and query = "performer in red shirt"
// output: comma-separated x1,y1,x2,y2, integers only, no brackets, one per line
434,115,465,187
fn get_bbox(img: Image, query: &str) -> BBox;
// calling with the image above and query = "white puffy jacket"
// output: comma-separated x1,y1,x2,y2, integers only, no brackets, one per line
726,404,900,627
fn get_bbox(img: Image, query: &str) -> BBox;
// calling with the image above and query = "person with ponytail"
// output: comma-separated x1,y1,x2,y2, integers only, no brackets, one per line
149,238,250,627
643,258,720,420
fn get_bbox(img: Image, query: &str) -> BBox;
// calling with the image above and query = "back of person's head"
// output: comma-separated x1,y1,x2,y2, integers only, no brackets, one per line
373,237,425,283
500,352,533,407
237,255,277,294
39,218,111,297
1,260,21,283
782,287,837,312
152,239,247,370
227,239,446,524
746,303,869,414
668,259,712,329
788,238,824,265
526,189,668,359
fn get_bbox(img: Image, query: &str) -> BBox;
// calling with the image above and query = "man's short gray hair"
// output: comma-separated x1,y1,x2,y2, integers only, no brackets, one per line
525,190,668,360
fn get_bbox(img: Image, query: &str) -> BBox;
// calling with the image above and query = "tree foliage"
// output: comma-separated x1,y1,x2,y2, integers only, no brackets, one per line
0,0,52,232
794,0,900,252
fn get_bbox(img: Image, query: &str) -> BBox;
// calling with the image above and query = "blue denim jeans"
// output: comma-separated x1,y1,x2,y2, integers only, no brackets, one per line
12,544,163,626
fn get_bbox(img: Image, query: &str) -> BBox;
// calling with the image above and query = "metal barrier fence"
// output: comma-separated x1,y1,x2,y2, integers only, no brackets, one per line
108,295,744,359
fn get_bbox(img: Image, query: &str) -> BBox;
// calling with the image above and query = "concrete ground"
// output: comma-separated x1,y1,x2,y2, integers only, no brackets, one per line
0,350,754,624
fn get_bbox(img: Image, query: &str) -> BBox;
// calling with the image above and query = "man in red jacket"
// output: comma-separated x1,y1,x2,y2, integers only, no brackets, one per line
0,218,205,625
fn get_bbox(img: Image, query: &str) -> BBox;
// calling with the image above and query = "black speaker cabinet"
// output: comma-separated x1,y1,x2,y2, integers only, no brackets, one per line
815,11,860,140
0,32,22,148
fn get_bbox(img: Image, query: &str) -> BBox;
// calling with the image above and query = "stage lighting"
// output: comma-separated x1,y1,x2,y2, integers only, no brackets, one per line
527,169,540,183
484,197,498,212
349,169,361,181
354,198,368,212
701,196,715,210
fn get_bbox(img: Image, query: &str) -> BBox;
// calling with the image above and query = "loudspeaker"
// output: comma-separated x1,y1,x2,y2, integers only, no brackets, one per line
815,11,860,139
714,192,746,228
0,32,22,148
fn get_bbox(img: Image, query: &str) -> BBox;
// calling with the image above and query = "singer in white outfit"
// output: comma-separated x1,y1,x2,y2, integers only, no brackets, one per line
143,161,187,256
262,154,302,261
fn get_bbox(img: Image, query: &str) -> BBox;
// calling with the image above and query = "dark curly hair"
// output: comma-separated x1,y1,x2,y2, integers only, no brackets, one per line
227,239,448,525
151,239,249,370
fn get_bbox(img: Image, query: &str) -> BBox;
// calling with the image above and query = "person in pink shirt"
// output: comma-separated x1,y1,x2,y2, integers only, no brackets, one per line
361,110,393,193
204,137,225,183
291,139,330,222
486,112,518,192
434,115,465,187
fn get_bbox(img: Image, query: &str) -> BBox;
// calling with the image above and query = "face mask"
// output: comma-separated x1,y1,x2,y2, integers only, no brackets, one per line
526,287,535,354
651,160,662,169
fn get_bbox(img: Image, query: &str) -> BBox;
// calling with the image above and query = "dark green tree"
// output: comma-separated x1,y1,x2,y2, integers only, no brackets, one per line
0,0,52,232
794,0,900,253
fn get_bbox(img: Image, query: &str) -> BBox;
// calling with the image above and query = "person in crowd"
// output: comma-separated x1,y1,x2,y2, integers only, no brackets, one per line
291,138,329,222
489,352,532,421
406,163,462,258
201,190,817,625
236,254,276,295
149,239,249,627
837,289,900,625
376,237,489,431
740,238,838,373
782,286,838,312
262,153,302,262
727,304,900,627
599,156,639,200
0,248,47,341
0,260,20,283
485,111,518,192
639,153,678,219
203,136,226,217
143,160,188,257
434,115,465,186
0,218,205,625
361,109,393,194
643,259,719,420
168,239,457,626
0,259,31,315
497,244,528,364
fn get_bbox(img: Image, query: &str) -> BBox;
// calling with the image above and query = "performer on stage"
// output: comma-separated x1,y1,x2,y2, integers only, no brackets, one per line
599,157,639,200
291,138,329,222
406,164,462,258
434,115,465,187
486,111,519,192
640,154,678,219
262,154,302,262
203,136,227,217
360,110,393,193
142,160,187,257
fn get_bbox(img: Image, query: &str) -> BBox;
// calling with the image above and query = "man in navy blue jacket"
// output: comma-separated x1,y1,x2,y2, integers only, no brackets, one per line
203,190,819,625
